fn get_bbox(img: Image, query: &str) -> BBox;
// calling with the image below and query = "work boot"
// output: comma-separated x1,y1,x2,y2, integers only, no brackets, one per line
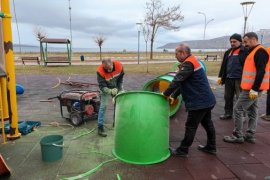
219,114,232,120
261,114,270,121
98,127,107,137
223,132,244,143
244,133,255,144
197,145,217,155
169,147,188,157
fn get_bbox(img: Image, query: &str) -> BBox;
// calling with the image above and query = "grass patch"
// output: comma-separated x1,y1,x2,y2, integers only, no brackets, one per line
15,61,222,76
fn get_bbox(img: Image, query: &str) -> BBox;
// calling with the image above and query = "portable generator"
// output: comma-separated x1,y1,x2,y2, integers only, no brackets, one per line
52,90,100,126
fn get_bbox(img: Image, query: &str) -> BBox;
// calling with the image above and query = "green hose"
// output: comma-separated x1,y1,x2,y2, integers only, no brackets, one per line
61,158,117,180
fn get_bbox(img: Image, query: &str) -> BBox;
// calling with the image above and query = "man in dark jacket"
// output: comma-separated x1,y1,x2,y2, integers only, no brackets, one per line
163,44,216,157
96,59,124,137
218,33,248,120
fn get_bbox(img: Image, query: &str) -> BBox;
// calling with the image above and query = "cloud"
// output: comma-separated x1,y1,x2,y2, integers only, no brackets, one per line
10,0,270,49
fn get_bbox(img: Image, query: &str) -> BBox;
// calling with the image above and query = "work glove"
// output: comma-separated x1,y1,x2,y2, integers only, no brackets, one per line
111,88,118,96
103,87,112,95
169,96,176,105
249,89,258,100
217,78,222,85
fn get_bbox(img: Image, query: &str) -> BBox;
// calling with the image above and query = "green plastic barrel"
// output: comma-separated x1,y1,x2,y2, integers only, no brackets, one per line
142,73,182,116
40,135,64,162
112,91,170,165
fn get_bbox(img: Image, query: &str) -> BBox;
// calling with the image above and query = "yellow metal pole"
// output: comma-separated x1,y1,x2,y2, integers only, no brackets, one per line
0,80,7,144
0,17,9,121
1,0,20,139
0,78,9,120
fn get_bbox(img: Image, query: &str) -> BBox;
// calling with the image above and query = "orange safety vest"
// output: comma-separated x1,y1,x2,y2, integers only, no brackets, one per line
241,45,270,90
184,55,202,72
97,61,123,81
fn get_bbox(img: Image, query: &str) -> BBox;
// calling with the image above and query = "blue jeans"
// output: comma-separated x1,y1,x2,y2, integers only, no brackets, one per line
97,93,109,129
233,90,261,137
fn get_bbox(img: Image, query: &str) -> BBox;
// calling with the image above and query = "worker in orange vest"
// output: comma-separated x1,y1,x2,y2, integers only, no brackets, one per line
224,32,270,144
261,47,270,121
96,59,124,137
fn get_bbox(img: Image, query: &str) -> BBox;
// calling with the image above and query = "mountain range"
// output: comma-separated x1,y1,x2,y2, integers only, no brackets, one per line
158,29,270,50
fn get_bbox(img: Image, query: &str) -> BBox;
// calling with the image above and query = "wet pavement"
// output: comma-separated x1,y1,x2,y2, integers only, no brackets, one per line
0,73,270,180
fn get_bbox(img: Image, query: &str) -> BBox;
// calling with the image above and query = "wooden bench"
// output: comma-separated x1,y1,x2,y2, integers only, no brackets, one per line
45,57,71,66
21,56,40,65
204,54,218,61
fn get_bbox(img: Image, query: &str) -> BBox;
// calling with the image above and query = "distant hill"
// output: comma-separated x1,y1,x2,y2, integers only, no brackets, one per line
158,29,270,50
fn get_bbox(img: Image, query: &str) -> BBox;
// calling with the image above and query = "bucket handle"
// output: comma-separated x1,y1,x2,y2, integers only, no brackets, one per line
52,143,64,147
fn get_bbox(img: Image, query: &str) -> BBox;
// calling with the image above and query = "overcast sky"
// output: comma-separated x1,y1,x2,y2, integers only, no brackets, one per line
8,0,270,50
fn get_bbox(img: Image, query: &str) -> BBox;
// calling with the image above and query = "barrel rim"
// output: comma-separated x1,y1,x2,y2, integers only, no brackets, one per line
115,90,163,100
112,149,170,165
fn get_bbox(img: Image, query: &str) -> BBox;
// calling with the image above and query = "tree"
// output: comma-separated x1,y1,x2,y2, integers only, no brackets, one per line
144,0,184,59
33,26,47,61
34,26,47,42
94,35,106,60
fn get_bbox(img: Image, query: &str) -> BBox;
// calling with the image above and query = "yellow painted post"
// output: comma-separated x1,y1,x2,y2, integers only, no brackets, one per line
1,0,20,139
0,17,9,121
0,78,9,120
0,81,7,144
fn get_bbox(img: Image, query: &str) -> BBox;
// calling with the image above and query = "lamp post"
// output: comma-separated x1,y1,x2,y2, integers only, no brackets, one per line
240,1,255,35
136,22,142,64
198,12,214,41
68,0,72,50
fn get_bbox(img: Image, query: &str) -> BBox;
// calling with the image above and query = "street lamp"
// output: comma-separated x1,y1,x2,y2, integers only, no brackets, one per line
198,12,214,41
68,0,73,50
136,22,142,64
240,1,255,35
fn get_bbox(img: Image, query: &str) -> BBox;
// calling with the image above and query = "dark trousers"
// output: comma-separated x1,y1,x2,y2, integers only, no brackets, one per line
179,107,216,153
224,78,241,115
267,90,270,115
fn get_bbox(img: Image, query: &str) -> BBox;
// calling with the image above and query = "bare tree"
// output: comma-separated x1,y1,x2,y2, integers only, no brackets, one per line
142,22,151,72
94,35,106,60
34,26,47,42
33,26,47,61
144,0,184,59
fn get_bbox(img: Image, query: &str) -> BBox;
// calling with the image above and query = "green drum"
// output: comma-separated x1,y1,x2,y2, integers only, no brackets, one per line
143,73,182,116
112,91,170,165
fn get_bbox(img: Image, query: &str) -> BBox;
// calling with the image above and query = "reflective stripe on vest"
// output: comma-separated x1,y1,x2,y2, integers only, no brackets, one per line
184,55,202,72
241,45,270,90
97,61,123,81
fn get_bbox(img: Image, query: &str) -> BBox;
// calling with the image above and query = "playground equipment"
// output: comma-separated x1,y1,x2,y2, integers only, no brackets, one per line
113,91,170,164
143,72,182,116
0,0,21,140
41,38,71,66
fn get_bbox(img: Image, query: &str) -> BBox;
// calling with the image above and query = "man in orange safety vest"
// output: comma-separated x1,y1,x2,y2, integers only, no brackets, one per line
224,32,270,144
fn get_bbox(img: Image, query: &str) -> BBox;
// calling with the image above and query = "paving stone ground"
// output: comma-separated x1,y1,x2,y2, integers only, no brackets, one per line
0,73,270,180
